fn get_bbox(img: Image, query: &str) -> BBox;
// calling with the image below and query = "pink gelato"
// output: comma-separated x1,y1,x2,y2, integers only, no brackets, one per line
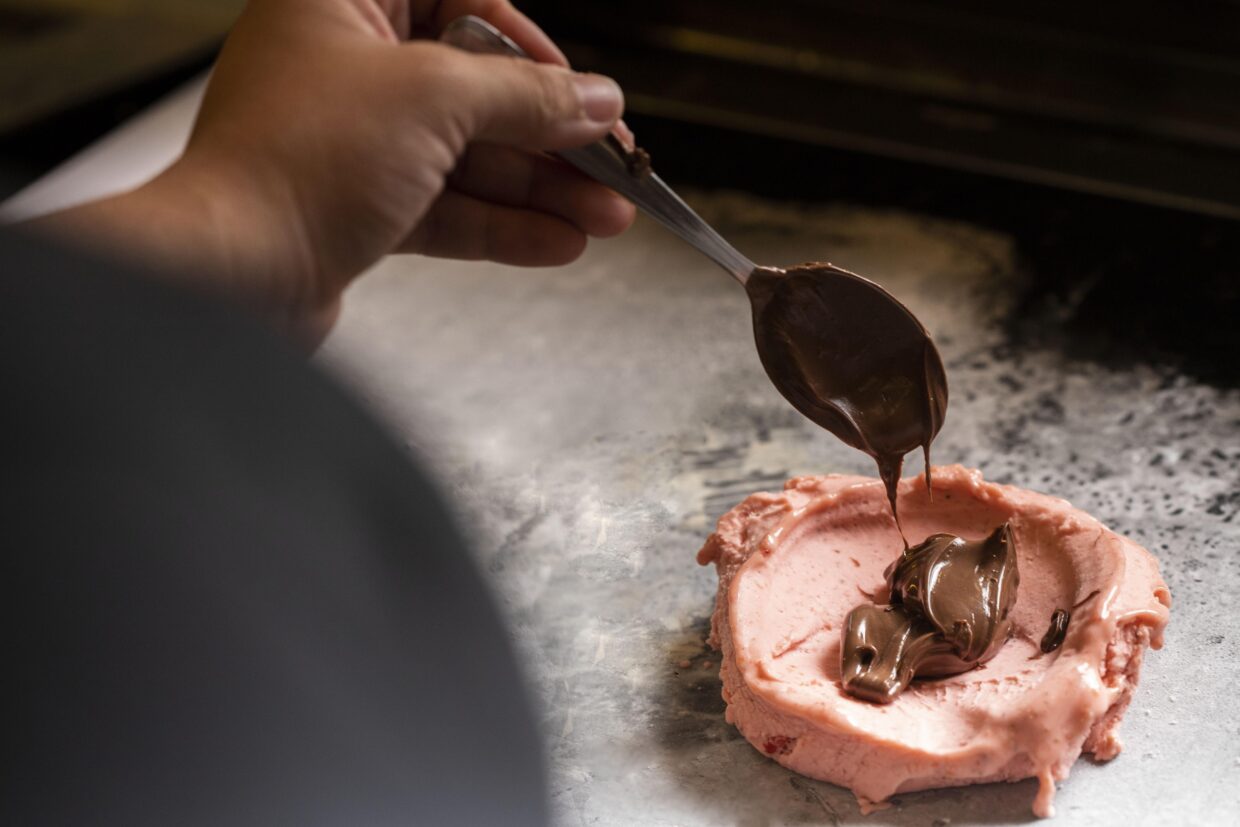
696,465,1170,817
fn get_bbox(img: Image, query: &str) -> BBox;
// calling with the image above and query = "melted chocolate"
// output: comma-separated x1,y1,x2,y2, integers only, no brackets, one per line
1038,589,1100,654
1040,610,1071,654
746,263,948,536
625,146,652,178
839,605,966,704
841,524,1018,704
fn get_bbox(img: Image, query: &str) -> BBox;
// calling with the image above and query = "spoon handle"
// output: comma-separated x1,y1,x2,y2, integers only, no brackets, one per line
440,16,757,284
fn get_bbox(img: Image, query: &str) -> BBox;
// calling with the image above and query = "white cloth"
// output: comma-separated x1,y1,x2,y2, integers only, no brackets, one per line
1,75,208,222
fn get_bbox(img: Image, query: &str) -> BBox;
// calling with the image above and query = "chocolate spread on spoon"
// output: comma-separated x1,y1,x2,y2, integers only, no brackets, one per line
840,524,1018,704
745,263,948,537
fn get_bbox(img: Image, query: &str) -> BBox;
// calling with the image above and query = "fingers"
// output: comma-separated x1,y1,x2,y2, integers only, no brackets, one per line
408,144,636,267
449,145,635,238
403,2,641,151
613,120,637,151
402,189,589,266
419,0,568,65
417,49,624,151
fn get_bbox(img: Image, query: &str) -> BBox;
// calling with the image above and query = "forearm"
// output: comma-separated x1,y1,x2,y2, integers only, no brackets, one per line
21,159,334,341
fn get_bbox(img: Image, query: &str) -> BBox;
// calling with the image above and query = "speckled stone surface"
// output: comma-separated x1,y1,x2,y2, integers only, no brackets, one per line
321,192,1240,825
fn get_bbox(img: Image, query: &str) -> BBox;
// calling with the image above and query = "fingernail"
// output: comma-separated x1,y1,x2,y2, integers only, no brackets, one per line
573,74,623,123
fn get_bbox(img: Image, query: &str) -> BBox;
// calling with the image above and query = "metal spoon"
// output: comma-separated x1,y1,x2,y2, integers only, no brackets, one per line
441,16,949,529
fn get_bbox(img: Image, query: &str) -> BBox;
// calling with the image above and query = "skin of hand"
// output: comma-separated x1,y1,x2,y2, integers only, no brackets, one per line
26,0,636,343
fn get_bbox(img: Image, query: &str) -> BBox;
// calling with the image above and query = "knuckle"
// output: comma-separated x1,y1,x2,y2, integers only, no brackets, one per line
401,44,474,150
526,64,576,120
535,65,577,119
408,42,469,93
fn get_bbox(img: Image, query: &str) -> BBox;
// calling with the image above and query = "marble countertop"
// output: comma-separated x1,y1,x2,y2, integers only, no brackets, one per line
323,194,1240,826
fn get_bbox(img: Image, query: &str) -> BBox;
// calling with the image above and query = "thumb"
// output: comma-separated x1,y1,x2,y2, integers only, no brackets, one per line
433,49,624,151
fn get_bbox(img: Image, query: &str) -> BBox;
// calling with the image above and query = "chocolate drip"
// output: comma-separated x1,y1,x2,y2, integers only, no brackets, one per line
840,524,1018,704
1038,589,1100,655
1040,610,1071,654
746,263,947,534
875,454,906,545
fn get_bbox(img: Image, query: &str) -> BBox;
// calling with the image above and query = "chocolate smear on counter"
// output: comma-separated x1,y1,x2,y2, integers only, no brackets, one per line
746,263,947,540
840,524,1018,704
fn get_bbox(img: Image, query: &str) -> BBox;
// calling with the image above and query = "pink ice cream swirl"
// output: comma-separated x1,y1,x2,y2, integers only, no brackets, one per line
696,465,1171,817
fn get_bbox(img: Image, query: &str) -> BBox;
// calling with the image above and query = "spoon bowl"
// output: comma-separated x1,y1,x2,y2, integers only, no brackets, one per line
747,263,948,526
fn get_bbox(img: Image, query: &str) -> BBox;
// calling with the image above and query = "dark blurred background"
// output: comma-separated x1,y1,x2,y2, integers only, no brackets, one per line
0,0,239,190
3,0,1239,382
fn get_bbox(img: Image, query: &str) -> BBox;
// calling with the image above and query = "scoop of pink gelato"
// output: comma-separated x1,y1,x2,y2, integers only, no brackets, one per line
696,465,1170,817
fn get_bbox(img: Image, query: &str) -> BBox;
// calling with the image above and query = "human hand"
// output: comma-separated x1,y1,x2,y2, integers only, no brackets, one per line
33,0,635,341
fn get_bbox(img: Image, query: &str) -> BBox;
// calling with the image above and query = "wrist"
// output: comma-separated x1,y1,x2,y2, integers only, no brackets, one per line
23,150,339,346
135,155,337,338
147,155,310,299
